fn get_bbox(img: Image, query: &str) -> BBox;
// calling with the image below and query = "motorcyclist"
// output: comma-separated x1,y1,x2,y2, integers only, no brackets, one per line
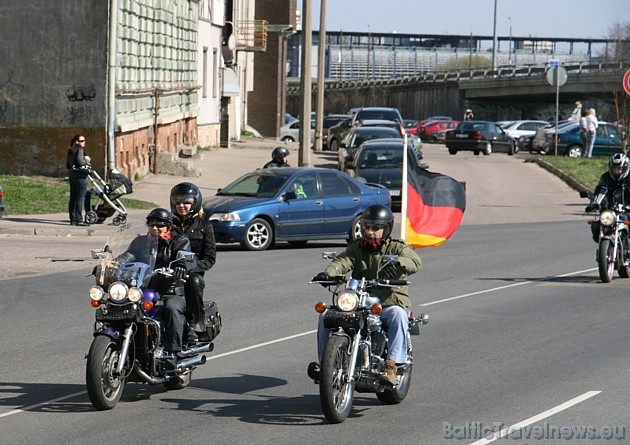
170,182,217,343
115,208,191,366
263,146,291,168
308,204,422,386
585,153,630,242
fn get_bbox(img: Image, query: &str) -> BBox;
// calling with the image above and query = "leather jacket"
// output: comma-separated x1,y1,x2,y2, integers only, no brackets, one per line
174,211,216,274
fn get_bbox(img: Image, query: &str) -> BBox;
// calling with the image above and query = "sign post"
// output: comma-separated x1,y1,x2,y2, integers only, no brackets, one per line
546,65,568,156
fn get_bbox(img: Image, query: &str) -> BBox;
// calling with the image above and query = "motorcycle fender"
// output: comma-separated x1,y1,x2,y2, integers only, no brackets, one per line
93,327,120,340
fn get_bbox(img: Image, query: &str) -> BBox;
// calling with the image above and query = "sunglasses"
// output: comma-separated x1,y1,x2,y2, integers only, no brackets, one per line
148,221,168,228
175,200,194,205
77,139,86,142
362,223,386,231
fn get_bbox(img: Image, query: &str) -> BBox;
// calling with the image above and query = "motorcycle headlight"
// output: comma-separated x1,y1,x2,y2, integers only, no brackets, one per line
128,287,142,303
89,286,104,301
336,291,359,312
109,282,128,302
600,210,616,226
208,212,240,222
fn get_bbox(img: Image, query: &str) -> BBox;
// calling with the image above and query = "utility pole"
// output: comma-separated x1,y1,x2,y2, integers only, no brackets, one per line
313,0,326,152
508,16,512,66
298,0,312,166
491,0,498,71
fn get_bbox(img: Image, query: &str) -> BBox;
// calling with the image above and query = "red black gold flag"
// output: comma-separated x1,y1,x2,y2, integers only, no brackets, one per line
403,160,466,248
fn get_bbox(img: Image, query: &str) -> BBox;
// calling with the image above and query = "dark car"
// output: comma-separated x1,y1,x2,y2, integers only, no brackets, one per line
418,120,459,142
346,139,423,210
351,107,403,127
0,183,5,219
327,117,354,152
338,126,402,171
445,121,516,155
544,121,624,157
203,167,391,251
322,114,351,150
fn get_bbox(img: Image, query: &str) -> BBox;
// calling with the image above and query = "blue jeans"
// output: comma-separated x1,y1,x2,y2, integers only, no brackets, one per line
317,304,409,363
68,176,88,223
584,131,596,158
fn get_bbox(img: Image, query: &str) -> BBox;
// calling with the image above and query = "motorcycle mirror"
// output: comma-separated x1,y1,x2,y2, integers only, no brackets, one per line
176,250,196,263
322,252,337,261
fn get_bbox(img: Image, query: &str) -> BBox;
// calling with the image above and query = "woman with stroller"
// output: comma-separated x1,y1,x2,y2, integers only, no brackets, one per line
66,134,91,226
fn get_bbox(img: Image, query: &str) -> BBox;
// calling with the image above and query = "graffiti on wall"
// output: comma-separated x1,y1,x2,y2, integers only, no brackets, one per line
0,71,25,124
66,85,96,102
61,105,94,124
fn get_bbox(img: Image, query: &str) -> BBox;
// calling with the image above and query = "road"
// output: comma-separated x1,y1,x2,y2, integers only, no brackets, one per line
2,146,628,444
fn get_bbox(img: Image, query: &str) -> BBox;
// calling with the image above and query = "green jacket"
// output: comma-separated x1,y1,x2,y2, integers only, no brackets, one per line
323,238,422,308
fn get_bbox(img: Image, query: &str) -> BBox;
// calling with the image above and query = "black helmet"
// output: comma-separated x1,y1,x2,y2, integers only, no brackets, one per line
608,153,630,181
170,182,202,216
146,208,174,226
360,204,394,240
272,146,290,160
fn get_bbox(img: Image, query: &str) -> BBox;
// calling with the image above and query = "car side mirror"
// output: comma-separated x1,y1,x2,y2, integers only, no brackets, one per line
282,191,297,201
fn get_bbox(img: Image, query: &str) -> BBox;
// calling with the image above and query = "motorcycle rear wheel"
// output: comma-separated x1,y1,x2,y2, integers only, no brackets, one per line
320,335,355,424
86,336,126,410
598,239,615,283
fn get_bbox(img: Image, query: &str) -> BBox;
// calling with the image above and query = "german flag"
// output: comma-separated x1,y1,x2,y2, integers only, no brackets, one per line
403,159,466,249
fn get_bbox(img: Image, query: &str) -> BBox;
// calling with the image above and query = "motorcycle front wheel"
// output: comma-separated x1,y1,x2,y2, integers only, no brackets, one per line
598,238,615,283
320,335,355,424
86,336,126,410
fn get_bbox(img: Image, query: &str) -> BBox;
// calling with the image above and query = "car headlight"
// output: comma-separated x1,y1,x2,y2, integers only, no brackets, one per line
336,291,358,312
89,286,104,301
600,210,616,226
208,212,240,222
128,287,142,303
109,282,128,302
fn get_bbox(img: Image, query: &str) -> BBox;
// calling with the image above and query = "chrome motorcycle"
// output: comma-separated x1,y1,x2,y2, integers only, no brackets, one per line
311,253,428,424
85,227,222,410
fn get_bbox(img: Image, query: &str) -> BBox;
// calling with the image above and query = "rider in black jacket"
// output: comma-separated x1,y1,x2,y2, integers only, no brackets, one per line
263,146,291,168
170,182,217,342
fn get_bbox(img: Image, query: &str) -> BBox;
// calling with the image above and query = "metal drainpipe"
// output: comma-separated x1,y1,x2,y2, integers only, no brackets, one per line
106,0,118,174
153,88,160,174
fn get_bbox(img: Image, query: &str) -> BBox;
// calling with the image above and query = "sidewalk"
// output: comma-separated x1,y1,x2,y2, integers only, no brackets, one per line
0,137,333,237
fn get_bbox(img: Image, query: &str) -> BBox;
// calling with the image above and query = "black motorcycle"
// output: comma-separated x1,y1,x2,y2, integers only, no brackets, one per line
311,253,428,424
85,228,222,410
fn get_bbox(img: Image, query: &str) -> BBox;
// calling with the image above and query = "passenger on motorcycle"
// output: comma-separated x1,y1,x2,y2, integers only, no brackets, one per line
170,182,217,343
309,204,422,386
585,153,630,241
115,208,191,366
263,146,291,168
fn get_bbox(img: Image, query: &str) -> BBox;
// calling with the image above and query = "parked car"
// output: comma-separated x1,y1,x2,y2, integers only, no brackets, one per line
544,121,624,157
517,134,535,152
327,117,354,152
499,120,548,139
403,119,420,135
445,121,516,155
0,183,5,219
412,116,455,135
346,139,423,210
285,113,297,124
203,168,391,251
338,126,402,171
531,121,572,153
417,120,459,142
322,114,352,150
279,120,314,142
351,107,403,127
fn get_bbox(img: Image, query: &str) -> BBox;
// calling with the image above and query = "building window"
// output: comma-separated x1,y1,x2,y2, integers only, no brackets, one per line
202,47,208,98
212,47,218,98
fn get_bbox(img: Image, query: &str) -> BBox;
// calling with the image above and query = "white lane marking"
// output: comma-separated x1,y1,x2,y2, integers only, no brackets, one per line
0,330,318,419
0,391,85,419
207,329,317,360
469,391,601,444
420,268,597,307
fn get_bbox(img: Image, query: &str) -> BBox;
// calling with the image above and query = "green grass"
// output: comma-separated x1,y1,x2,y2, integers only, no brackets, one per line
528,156,608,190
0,175,156,215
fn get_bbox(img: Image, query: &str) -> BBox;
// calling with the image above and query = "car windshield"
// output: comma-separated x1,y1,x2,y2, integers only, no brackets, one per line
217,172,291,198
358,147,403,169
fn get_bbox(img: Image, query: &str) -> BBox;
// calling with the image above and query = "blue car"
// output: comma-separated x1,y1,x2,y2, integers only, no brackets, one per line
203,167,391,251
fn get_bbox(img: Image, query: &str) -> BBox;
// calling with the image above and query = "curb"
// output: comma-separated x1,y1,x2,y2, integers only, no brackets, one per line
533,159,589,193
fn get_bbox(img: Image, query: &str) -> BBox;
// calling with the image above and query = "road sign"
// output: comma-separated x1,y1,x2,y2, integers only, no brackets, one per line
623,69,630,96
548,59,559,68
547,66,568,87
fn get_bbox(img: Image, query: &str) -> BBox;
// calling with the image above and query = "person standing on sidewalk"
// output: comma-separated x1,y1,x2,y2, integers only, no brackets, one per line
170,182,217,342
66,134,90,226
583,108,599,158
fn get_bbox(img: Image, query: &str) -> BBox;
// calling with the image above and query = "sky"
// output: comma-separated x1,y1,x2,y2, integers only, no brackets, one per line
309,0,629,40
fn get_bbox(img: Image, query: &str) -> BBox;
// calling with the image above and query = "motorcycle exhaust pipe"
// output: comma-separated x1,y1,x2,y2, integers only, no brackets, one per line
133,363,168,385
178,343,213,358
177,354,206,371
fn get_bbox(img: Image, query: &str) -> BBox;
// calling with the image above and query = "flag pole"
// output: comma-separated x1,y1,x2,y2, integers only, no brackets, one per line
401,132,408,240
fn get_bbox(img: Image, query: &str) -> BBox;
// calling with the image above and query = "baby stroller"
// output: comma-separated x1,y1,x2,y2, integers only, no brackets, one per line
85,168,133,226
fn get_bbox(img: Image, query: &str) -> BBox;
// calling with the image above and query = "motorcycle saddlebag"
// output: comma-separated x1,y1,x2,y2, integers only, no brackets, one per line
198,301,222,342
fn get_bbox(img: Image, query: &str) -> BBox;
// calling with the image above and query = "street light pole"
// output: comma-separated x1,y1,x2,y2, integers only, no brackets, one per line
491,0,498,71
298,0,312,166
508,16,512,66
313,0,326,152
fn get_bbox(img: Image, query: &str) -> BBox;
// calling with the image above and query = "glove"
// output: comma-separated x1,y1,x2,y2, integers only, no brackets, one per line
173,266,187,281
313,272,331,282
381,261,400,279
585,203,599,213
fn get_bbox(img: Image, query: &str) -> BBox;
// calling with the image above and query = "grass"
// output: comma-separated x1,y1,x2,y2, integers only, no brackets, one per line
0,175,156,215
527,156,609,190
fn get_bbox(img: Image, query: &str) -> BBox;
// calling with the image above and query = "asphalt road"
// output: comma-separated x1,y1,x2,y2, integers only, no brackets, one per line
2,145,626,444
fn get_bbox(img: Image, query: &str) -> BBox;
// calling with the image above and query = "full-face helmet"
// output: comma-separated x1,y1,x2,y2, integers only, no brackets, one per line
146,208,174,227
170,182,202,217
271,146,290,161
360,205,394,240
608,153,630,182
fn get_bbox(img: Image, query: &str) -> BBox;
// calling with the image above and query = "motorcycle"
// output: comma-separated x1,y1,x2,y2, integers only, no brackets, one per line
85,227,222,410
580,190,630,283
310,252,429,424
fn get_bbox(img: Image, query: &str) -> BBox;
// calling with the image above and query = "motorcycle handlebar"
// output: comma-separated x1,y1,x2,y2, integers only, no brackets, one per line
378,278,410,286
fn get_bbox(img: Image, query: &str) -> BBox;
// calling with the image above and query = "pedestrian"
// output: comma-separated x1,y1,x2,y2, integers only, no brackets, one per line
579,108,589,151
463,109,474,121
263,146,290,168
584,108,598,158
66,134,91,226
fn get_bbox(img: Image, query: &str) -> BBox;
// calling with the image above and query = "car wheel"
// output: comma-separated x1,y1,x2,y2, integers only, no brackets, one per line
241,218,275,251
347,215,362,243
330,139,339,152
507,141,515,156
281,136,295,142
473,151,480,156
513,142,520,154
566,145,582,158
483,142,492,155
447,148,457,155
